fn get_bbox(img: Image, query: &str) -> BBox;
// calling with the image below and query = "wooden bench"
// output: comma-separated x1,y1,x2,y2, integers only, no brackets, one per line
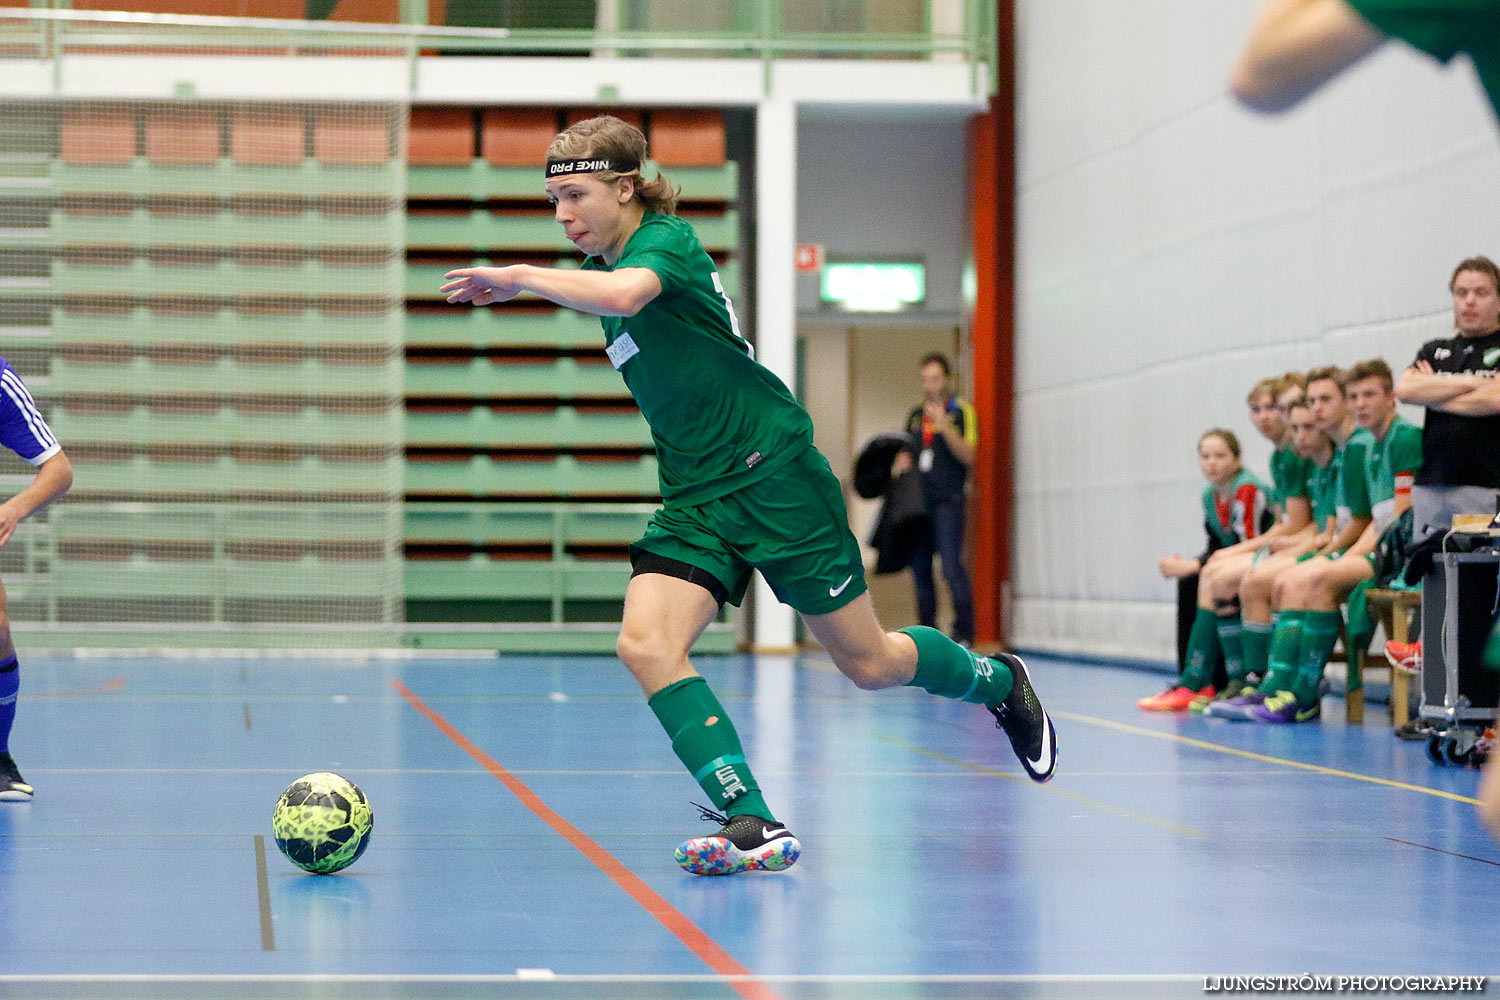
1361,587,1423,727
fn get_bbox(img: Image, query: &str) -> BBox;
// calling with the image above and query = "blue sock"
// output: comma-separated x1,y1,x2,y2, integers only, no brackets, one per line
0,655,17,756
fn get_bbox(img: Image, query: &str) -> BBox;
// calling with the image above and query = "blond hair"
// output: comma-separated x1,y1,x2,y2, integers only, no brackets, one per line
547,115,681,216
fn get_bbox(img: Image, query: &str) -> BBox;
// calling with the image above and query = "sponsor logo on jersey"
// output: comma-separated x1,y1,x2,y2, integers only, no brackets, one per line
745,451,763,469
606,332,640,370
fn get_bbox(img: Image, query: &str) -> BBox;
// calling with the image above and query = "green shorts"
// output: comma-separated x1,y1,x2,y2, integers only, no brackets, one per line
630,445,867,616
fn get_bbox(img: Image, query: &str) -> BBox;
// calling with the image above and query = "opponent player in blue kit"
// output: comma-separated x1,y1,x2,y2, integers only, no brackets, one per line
0,358,72,801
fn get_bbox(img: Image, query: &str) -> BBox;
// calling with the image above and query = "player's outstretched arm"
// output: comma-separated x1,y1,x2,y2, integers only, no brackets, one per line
1231,0,1385,113
0,451,72,549
442,264,662,318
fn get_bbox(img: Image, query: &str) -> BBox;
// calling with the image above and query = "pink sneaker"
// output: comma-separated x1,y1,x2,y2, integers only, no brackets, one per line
1384,640,1421,674
1137,684,1214,712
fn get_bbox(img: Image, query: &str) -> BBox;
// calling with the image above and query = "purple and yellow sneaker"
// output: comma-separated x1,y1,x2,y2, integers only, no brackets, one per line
674,805,800,876
1204,687,1266,721
1248,689,1320,724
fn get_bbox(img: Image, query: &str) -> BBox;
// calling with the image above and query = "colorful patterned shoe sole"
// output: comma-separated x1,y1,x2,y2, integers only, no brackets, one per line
674,835,801,875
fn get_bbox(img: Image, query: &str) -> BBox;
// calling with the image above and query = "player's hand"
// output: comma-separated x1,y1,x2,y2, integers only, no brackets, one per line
441,266,523,306
0,503,21,549
1415,360,1434,375
922,400,949,427
1159,554,1193,578
891,451,913,476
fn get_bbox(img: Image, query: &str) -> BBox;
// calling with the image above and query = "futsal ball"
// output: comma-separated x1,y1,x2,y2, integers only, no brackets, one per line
271,772,373,875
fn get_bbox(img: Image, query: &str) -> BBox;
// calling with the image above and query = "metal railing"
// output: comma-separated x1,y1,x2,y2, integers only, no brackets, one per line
0,2,997,95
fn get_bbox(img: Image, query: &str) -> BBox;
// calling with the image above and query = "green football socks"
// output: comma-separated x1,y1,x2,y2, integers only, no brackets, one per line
1260,611,1304,695
1179,608,1223,691
899,626,1013,705
1217,613,1245,682
647,676,772,821
1241,619,1272,681
1291,610,1342,709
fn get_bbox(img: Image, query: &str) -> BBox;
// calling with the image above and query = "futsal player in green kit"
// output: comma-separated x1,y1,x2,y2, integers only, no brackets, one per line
1232,0,1500,122
440,115,1057,876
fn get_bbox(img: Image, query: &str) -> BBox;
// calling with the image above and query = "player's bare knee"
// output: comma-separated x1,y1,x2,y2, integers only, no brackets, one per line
834,653,895,691
616,627,675,678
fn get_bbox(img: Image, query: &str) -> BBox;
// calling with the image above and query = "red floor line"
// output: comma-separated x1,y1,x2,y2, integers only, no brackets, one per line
388,678,785,1000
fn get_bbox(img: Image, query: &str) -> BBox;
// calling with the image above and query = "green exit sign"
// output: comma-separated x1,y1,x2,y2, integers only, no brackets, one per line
820,261,925,312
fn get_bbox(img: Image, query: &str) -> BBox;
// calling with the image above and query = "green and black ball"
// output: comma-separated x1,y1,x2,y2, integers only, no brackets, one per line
271,772,373,874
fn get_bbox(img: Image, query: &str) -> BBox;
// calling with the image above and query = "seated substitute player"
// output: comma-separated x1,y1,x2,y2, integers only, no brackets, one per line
1140,428,1271,711
0,358,72,801
1208,397,1338,717
1231,0,1500,124
1187,374,1314,710
1243,359,1420,724
439,115,1056,876
1213,367,1372,719
1156,376,1312,713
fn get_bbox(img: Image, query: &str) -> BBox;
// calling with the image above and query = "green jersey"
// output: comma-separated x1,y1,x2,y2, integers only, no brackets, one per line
1332,430,1373,533
1347,0,1500,124
1307,455,1339,532
1362,414,1423,530
584,214,813,506
1268,440,1312,516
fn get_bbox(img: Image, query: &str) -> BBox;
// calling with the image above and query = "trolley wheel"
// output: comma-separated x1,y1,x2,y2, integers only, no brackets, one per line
1427,734,1446,765
1443,739,1472,766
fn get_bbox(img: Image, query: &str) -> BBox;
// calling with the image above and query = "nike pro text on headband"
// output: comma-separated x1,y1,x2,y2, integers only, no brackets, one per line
546,157,640,178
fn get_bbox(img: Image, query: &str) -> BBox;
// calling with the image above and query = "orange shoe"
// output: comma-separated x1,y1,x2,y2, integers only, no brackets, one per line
1138,684,1214,712
1384,640,1421,674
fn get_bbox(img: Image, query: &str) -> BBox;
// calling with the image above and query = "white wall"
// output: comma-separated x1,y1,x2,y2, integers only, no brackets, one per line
1012,0,1500,661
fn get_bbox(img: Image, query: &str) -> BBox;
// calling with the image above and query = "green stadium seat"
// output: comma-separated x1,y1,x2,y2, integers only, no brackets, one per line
404,406,649,448
403,308,604,349
403,356,626,399
51,355,400,396
402,454,658,497
51,159,403,198
50,305,402,346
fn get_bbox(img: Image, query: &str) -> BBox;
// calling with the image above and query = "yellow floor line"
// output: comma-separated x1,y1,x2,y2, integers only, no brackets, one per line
874,733,1208,837
1052,710,1480,805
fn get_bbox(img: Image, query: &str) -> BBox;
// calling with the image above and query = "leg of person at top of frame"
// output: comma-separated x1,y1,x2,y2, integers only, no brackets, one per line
799,592,1057,784
1482,628,1500,842
741,446,1056,784
1231,0,1500,124
616,565,801,877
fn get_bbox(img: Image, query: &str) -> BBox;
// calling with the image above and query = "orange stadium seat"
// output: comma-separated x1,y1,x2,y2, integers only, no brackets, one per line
408,108,474,167
480,108,558,167
231,107,305,166
650,109,726,167
60,108,136,165
145,107,220,165
314,107,392,165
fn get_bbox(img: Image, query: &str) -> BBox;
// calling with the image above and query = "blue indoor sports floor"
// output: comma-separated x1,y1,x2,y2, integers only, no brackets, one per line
0,650,1496,1000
